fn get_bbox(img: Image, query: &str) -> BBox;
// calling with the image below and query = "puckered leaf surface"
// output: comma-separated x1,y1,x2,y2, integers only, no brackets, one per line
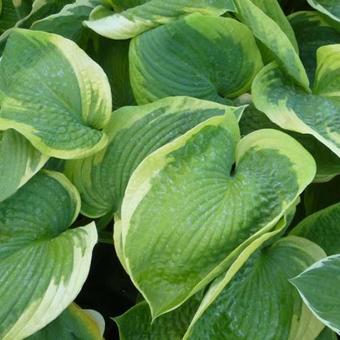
118,112,316,317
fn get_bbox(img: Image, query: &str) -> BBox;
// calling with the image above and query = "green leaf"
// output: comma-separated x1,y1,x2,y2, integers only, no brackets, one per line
291,254,340,335
289,11,340,83
0,29,112,159
316,327,338,340
129,14,263,105
87,37,135,110
64,97,244,218
27,304,105,340
84,0,235,40
0,129,48,202
0,171,97,339
291,203,340,255
186,236,326,340
115,293,203,340
239,101,340,181
108,0,148,12
184,216,289,338
15,0,73,29
252,55,340,158
30,0,98,45
233,0,309,90
304,176,340,214
247,0,298,50
0,0,18,32
119,112,316,317
307,0,340,22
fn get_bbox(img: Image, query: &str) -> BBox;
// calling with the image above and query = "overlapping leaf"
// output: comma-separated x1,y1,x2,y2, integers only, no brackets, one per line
186,237,326,339
252,45,340,158
0,171,97,339
27,304,105,339
289,11,340,83
233,0,309,90
0,29,112,158
307,0,340,22
65,97,244,218
239,101,340,181
84,0,235,40
291,203,340,256
291,255,340,335
0,129,48,202
31,0,99,45
130,14,263,104
118,111,316,317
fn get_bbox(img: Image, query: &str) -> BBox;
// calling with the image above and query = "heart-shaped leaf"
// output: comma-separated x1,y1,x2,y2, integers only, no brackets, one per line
129,14,263,104
0,171,97,339
27,304,105,339
0,129,48,202
291,254,340,335
65,96,244,218
0,29,112,159
186,236,325,339
84,0,235,40
252,44,340,158
119,112,316,317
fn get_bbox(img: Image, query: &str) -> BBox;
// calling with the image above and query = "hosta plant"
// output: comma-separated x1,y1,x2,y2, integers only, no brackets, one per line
0,0,339,339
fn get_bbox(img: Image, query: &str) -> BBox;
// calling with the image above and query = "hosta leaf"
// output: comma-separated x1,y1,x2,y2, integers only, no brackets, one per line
115,293,203,340
0,29,112,159
289,11,340,83
304,176,340,214
239,102,340,181
233,0,309,90
119,113,316,317
30,0,98,45
316,327,338,340
0,171,97,339
109,0,148,12
27,304,105,339
291,254,340,334
15,0,73,29
0,129,48,202
307,0,340,22
186,236,326,340
185,216,289,338
87,37,135,110
247,0,298,50
252,52,340,157
0,0,18,33
84,0,235,40
291,203,340,255
130,14,263,105
65,97,244,218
